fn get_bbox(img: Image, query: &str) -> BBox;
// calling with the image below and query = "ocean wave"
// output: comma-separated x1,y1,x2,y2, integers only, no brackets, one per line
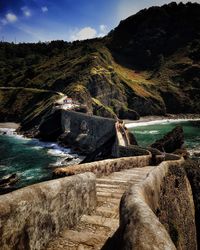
126,118,200,128
1,129,73,158
49,156,82,167
47,149,70,157
0,128,16,135
0,128,31,141
135,130,159,135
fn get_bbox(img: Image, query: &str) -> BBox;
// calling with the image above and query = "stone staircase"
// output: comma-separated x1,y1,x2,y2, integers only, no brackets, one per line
46,166,153,250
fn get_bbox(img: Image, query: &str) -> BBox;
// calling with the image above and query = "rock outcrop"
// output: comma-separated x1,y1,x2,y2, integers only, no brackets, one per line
151,125,184,153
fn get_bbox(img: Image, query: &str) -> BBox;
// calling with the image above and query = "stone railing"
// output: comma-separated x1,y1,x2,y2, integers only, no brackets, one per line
53,154,152,177
0,173,96,250
114,157,197,250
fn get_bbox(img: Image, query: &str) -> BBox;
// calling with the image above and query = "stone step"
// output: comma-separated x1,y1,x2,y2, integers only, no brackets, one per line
109,174,147,181
123,166,154,171
97,195,121,205
94,206,119,219
46,229,107,250
99,178,142,185
97,191,123,199
96,183,125,189
96,178,133,186
80,215,119,231
96,187,125,195
103,171,149,178
97,199,119,210
46,166,153,250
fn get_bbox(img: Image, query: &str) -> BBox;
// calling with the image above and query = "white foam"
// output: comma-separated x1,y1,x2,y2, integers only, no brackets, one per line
0,127,81,165
135,130,159,135
125,118,200,128
0,128,15,135
47,149,69,157
0,128,31,141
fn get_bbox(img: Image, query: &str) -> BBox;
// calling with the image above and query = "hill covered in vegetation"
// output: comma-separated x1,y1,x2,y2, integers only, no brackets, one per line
0,2,199,130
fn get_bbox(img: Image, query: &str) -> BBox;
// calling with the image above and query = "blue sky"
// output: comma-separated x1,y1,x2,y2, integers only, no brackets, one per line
0,0,199,43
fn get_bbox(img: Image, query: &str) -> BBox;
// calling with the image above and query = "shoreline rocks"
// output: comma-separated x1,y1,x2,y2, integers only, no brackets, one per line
151,125,184,153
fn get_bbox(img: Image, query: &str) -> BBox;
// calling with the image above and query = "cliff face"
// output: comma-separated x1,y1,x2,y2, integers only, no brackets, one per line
0,2,199,126
38,110,117,155
108,2,200,114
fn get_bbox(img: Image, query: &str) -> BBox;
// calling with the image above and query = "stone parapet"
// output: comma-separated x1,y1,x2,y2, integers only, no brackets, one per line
53,155,152,178
116,157,197,250
0,173,96,250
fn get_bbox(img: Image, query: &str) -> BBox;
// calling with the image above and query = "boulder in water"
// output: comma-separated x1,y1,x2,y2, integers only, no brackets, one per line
150,125,184,153
0,174,19,188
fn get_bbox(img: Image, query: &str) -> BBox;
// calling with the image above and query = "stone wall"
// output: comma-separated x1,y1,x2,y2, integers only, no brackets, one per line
105,157,197,250
53,155,152,177
61,110,116,154
0,173,96,250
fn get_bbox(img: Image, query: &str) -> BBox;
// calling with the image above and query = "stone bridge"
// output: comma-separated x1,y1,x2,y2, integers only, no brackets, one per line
0,153,197,250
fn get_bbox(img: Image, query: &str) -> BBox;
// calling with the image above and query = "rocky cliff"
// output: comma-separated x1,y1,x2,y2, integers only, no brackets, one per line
0,2,199,128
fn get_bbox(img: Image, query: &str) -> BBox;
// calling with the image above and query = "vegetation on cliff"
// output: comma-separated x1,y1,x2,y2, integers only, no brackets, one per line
0,2,199,128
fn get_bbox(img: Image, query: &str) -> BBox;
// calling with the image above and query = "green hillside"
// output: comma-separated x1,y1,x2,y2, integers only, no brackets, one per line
0,2,199,130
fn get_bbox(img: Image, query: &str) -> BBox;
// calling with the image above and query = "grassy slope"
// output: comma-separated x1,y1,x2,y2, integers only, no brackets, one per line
0,88,59,130
0,2,199,127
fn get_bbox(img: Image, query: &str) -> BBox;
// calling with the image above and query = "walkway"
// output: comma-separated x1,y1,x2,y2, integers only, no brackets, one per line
46,166,153,250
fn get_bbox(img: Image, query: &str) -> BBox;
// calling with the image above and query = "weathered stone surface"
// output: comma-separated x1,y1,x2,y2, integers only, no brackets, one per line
183,159,200,249
151,125,184,153
60,110,116,154
0,173,96,250
104,157,197,250
157,164,197,250
47,167,153,250
53,155,151,178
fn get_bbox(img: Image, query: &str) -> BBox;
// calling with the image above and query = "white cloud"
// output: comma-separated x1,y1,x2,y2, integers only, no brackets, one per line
70,27,97,41
99,24,107,33
5,13,18,23
41,6,48,13
98,24,108,37
21,6,31,17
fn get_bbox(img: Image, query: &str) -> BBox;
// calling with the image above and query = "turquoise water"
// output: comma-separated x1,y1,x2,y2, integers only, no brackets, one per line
1,119,199,194
128,120,200,156
0,129,80,194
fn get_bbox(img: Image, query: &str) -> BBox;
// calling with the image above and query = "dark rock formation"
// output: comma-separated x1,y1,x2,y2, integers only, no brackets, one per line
183,159,200,248
81,135,116,163
127,131,138,145
151,125,184,153
157,164,197,249
38,109,63,141
118,108,140,120
109,2,200,70
0,174,19,187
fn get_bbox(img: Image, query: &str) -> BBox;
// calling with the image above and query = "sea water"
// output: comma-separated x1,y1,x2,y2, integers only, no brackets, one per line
128,119,200,158
0,128,81,194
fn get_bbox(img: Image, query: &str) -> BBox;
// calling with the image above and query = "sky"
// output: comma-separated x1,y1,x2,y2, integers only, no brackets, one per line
0,0,199,43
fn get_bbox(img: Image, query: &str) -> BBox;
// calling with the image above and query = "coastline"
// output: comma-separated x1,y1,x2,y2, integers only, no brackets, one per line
125,114,200,128
0,122,20,130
